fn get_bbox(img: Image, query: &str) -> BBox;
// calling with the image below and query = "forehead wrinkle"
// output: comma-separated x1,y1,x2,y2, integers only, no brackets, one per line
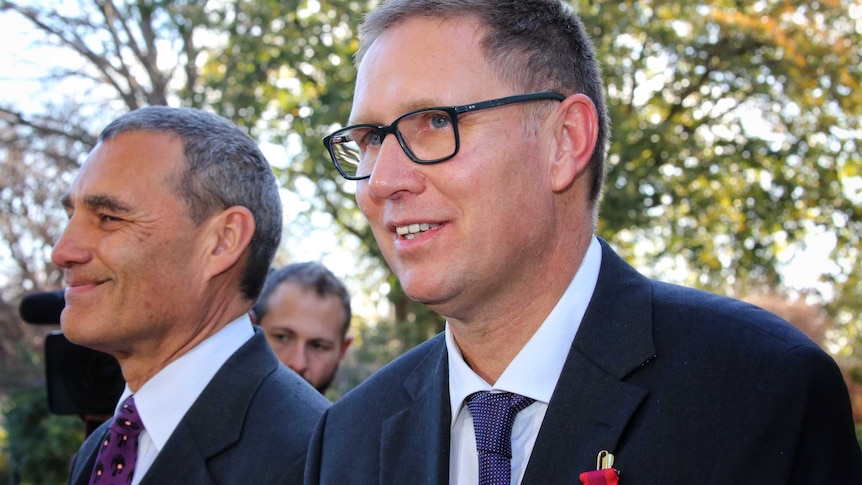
350,95,449,126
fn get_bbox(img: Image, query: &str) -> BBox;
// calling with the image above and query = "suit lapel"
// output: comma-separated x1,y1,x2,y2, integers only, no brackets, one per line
69,421,109,485
524,239,656,481
523,352,648,480
139,330,275,485
139,422,214,484
380,335,450,485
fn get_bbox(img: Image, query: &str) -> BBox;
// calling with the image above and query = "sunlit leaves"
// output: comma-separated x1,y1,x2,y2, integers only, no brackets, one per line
585,0,861,356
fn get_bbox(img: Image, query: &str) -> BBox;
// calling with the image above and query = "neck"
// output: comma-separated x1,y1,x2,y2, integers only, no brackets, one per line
118,294,251,391
448,232,593,384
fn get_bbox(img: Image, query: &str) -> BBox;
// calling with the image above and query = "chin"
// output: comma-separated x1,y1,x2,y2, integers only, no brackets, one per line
402,284,431,303
60,310,85,338
404,286,453,310
61,313,107,347
60,327,99,349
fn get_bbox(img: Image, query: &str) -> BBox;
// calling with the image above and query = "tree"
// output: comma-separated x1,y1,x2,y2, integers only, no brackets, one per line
580,0,861,360
1,387,83,484
0,107,81,392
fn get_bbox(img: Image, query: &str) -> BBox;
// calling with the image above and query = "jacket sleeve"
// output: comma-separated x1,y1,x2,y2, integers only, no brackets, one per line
785,344,862,483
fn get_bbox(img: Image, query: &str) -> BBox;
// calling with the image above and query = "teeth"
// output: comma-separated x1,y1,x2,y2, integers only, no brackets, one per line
396,223,440,239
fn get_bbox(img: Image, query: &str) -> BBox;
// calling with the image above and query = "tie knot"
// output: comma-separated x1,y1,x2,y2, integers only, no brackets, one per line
110,396,144,439
467,391,535,457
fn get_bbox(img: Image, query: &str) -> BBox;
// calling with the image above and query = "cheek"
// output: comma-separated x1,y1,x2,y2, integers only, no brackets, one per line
105,241,168,300
273,345,296,364
445,131,536,202
356,184,374,217
470,163,549,243
356,187,396,249
140,231,208,295
309,348,340,366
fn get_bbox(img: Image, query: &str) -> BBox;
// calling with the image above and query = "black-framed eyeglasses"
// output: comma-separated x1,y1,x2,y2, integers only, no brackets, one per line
323,91,566,180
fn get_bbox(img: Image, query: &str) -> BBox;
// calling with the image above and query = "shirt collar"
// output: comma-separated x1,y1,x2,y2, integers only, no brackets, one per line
115,314,255,451
447,236,602,425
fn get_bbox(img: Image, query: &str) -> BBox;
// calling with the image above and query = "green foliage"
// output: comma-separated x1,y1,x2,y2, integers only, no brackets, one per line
582,0,861,355
592,0,860,262
1,387,83,484
0,422,8,483
202,0,373,245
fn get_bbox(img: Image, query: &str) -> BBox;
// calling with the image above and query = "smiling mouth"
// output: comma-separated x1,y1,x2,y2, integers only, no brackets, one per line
396,223,441,240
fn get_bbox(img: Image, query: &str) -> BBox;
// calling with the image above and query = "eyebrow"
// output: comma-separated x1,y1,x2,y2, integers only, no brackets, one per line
60,193,133,214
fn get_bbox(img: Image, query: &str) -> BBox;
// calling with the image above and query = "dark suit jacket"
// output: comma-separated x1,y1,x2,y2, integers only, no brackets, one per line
69,327,329,485
306,239,862,484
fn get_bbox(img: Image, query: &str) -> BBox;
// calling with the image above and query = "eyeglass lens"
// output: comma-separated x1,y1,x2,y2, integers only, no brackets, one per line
330,108,457,179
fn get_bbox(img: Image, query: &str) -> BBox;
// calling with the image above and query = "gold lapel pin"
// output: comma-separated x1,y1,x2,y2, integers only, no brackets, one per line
597,450,615,470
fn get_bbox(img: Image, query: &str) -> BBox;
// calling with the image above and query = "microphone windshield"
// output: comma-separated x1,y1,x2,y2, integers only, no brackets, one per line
19,290,66,324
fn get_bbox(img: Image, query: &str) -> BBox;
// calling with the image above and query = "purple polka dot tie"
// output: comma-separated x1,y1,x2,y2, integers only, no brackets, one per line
467,391,536,485
89,396,143,485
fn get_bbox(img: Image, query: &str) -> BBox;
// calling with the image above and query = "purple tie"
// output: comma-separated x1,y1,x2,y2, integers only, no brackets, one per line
467,391,536,485
89,396,143,484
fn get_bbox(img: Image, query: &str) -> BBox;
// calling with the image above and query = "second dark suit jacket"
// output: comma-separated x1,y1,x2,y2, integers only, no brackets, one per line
306,239,862,484
69,327,329,485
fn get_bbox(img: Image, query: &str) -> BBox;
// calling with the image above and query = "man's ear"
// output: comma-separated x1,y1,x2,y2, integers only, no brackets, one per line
204,206,256,279
339,336,354,360
549,93,599,192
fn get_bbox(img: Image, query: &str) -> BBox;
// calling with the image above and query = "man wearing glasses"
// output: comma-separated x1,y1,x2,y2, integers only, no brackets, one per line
307,0,862,483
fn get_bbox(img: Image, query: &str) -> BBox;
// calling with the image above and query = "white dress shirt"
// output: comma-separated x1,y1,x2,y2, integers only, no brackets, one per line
110,314,254,485
447,236,602,485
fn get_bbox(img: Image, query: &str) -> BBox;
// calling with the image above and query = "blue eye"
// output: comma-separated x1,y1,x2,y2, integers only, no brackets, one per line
366,129,386,147
428,113,451,130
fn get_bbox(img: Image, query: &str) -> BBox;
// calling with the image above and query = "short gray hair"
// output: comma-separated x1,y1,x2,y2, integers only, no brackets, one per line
98,106,282,300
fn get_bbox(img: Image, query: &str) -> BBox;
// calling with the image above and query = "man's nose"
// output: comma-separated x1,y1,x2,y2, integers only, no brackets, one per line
51,213,92,269
284,344,308,374
365,135,426,199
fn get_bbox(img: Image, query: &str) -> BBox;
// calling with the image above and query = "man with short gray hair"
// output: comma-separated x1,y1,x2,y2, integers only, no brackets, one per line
56,106,328,485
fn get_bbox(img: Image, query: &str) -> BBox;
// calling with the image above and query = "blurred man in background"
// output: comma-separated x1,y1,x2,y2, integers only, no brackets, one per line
253,262,352,394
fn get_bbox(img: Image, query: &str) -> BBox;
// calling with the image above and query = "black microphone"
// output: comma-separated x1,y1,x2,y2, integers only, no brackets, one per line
19,289,66,324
